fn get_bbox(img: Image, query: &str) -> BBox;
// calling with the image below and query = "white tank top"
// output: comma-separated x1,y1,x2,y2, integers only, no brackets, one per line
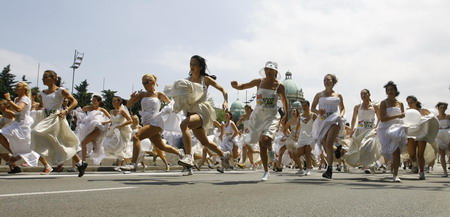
439,119,450,129
318,96,340,120
357,104,376,129
140,97,160,125
40,87,64,111
224,121,234,136
299,115,314,133
256,80,279,109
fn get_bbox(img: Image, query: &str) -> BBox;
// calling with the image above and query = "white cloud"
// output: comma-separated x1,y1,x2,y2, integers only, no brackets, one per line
0,49,56,88
157,0,450,120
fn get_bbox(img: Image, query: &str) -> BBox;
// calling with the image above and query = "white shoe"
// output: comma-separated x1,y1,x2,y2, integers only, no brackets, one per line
178,154,194,167
120,163,137,172
165,165,170,172
393,176,402,182
261,172,270,181
305,169,311,176
295,169,304,175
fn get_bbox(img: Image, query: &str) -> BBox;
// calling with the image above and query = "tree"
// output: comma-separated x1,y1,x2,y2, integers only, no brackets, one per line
215,108,225,124
101,89,117,111
73,79,92,108
0,65,17,99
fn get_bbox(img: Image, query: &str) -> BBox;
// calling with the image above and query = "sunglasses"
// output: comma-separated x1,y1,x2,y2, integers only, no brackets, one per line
142,80,151,85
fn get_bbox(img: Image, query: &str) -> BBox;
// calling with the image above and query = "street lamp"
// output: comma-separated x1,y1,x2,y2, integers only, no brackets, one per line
70,50,84,93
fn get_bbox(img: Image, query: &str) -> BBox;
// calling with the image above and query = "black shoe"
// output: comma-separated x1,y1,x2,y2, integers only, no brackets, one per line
335,145,342,159
322,168,333,179
8,166,22,174
77,161,88,177
217,167,224,173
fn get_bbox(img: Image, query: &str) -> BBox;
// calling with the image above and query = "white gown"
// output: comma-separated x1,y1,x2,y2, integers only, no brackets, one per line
405,110,439,164
165,76,216,130
344,105,381,167
312,96,345,148
74,108,110,165
377,107,407,160
246,83,280,144
219,121,238,152
31,87,79,165
297,115,315,148
0,97,40,166
436,119,450,150
103,113,132,160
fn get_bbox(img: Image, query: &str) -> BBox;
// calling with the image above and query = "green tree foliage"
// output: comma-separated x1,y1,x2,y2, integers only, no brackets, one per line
215,108,225,124
74,79,92,108
0,65,17,99
101,89,117,111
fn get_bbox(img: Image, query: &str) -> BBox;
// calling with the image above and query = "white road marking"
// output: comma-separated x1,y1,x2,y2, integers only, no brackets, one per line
0,187,138,197
0,170,257,179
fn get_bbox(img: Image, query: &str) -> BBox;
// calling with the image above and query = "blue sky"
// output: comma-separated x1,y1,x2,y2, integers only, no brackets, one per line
1,0,449,120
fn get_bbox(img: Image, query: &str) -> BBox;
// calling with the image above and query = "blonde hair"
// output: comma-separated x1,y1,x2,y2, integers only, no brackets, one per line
17,81,31,99
142,74,158,86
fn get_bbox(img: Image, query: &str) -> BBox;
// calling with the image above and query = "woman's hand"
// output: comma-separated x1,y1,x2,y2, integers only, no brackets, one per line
4,93,11,101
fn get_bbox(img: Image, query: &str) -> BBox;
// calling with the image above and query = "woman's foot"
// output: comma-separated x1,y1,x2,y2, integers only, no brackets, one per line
8,166,22,174
261,172,270,181
393,176,402,182
41,165,53,175
322,167,332,179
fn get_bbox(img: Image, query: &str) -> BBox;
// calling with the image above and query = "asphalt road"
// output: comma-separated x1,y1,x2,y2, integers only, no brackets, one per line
0,167,449,217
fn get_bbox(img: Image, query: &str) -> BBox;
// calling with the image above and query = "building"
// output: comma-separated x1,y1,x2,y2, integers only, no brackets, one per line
282,71,304,116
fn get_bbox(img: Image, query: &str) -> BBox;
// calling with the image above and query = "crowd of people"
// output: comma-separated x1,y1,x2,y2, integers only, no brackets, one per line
0,55,449,183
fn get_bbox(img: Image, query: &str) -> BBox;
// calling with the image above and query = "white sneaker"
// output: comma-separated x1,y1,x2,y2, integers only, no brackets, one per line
305,169,311,176
393,176,402,182
178,154,194,167
295,169,305,175
120,163,137,172
261,172,270,181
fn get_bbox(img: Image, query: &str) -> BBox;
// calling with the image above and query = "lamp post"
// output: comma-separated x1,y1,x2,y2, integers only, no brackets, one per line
70,50,84,93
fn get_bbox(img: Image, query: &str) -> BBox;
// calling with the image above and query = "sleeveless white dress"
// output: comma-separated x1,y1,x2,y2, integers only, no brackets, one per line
404,109,439,163
240,119,259,151
436,118,450,150
31,87,79,165
297,115,314,148
284,122,299,152
165,76,216,130
312,96,345,148
103,113,132,160
246,82,280,144
0,96,40,166
74,108,110,165
344,104,381,167
377,107,407,160
220,121,237,152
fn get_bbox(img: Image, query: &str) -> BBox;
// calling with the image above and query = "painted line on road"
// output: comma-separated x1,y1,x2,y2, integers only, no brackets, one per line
0,170,257,179
0,186,138,197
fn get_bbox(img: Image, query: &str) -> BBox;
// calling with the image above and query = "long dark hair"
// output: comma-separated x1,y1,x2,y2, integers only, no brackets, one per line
407,95,422,109
383,81,400,97
92,95,104,107
44,70,62,87
189,55,217,80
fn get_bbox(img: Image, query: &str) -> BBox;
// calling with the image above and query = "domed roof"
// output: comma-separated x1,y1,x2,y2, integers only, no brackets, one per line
230,99,245,111
282,71,299,95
